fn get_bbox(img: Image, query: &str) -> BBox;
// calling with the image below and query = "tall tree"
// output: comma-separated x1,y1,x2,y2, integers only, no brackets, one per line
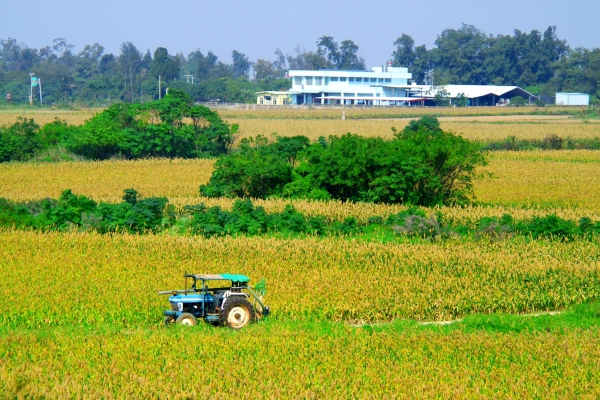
338,39,365,70
253,59,277,80
232,50,251,78
317,36,338,67
430,24,489,85
75,43,104,79
118,42,142,102
392,34,416,69
151,47,180,81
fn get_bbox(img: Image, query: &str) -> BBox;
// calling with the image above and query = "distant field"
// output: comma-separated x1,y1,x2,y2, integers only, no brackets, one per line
1,151,600,222
1,107,597,143
231,116,600,142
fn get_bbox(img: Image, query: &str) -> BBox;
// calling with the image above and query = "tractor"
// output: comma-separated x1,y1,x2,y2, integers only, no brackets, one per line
158,274,269,329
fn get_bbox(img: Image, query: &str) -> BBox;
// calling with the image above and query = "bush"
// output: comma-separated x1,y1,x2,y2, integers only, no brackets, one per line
0,117,42,162
200,117,485,206
515,215,577,239
510,96,526,107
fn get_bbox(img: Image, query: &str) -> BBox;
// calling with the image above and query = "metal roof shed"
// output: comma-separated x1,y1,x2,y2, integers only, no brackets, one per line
556,92,590,106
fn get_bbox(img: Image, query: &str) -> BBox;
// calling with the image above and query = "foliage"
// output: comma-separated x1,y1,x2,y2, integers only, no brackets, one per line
510,96,526,107
0,188,169,233
200,135,307,198
481,134,600,151
0,91,236,162
201,117,485,206
0,117,41,161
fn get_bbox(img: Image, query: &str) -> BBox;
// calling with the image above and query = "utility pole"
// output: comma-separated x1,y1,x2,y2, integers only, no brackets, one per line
39,77,43,107
29,73,35,106
159,75,161,99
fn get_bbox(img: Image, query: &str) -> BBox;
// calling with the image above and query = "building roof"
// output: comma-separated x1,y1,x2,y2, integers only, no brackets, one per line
255,91,291,95
399,85,533,99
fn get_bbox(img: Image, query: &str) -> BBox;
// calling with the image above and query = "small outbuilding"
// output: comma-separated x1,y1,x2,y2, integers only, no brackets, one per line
256,91,292,106
556,92,590,106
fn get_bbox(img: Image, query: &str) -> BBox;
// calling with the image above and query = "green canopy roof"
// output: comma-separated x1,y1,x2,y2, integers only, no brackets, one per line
187,274,250,283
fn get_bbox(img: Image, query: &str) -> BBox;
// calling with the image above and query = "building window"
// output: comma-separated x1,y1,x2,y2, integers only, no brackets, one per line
378,78,384,83
294,76,302,85
260,98,264,104
340,77,347,82
370,78,377,83
355,77,362,83
331,77,339,82
306,76,313,85
343,93,355,97
349,77,355,83
315,76,322,85
384,78,391,83
273,99,277,105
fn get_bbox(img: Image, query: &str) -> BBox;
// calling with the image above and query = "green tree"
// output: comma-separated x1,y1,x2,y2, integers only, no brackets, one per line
232,50,251,78
392,34,416,68
117,42,142,102
200,137,293,198
510,96,526,106
150,47,180,82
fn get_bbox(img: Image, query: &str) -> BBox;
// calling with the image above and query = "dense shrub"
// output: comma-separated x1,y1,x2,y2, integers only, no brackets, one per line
0,91,237,163
2,193,600,241
0,118,42,162
202,117,486,206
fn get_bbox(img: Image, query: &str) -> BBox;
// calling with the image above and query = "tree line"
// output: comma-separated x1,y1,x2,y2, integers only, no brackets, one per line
1,26,598,106
0,90,237,162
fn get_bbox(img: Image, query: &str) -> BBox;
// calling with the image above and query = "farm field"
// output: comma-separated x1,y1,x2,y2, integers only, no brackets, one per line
1,150,600,222
1,228,600,397
2,107,600,397
1,106,599,143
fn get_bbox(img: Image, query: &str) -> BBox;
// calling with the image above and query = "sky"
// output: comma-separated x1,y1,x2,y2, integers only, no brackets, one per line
1,0,598,68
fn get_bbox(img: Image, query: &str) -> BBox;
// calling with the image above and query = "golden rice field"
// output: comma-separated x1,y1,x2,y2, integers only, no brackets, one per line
1,104,582,125
4,231,600,326
230,116,600,142
1,151,600,223
1,229,600,397
3,324,600,398
0,108,97,126
2,107,600,397
2,107,599,143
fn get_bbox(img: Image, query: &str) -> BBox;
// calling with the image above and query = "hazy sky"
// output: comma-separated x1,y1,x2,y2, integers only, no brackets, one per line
1,0,598,68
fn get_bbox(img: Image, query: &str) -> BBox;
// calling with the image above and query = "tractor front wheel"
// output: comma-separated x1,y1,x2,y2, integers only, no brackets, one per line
176,312,197,326
164,315,175,327
219,297,255,329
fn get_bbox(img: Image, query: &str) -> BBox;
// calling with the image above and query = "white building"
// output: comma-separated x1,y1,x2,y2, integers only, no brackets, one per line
287,65,421,106
406,85,534,106
556,92,590,106
286,66,534,106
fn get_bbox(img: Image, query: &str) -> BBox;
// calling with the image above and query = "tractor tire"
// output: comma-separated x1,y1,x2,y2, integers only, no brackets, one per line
176,312,197,326
164,315,175,327
219,297,255,329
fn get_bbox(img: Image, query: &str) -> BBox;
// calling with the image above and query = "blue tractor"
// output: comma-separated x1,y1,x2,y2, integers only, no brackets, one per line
159,274,269,329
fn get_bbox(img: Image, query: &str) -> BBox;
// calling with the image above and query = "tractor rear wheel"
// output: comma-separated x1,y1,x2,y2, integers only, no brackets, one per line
219,297,255,329
176,312,197,326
